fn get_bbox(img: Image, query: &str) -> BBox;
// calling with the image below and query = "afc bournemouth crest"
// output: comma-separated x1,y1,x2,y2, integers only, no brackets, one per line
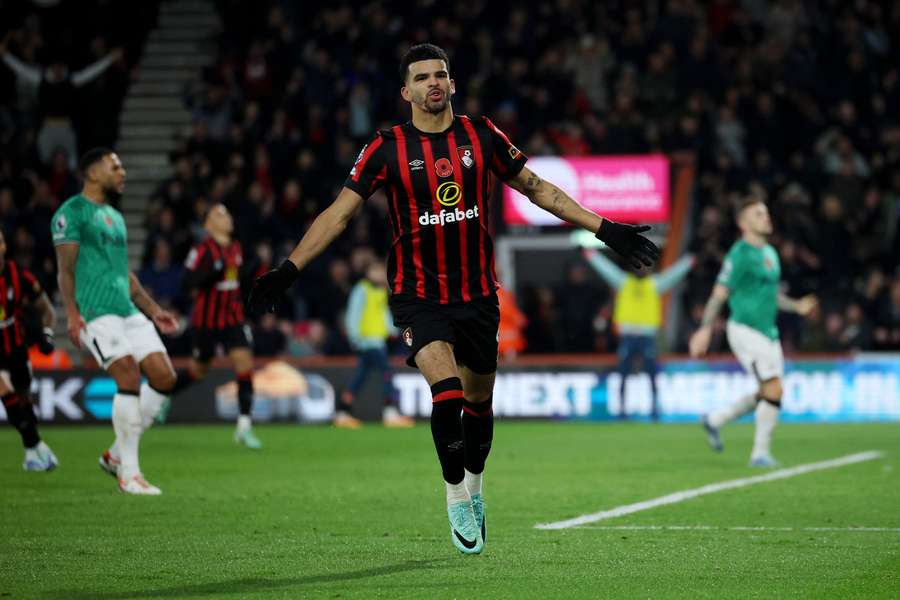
434,157,453,178
457,146,474,169
402,327,414,347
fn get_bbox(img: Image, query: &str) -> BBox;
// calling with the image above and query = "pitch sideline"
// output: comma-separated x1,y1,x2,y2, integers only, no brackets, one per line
578,525,900,533
534,451,885,531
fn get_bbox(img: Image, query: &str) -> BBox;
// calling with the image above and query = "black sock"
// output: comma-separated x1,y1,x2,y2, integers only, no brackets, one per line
171,369,199,396
3,393,40,448
237,372,253,416
462,396,493,475
430,377,465,484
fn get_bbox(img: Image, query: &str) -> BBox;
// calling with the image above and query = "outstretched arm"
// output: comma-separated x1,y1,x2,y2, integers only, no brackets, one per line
777,292,817,316
71,48,121,87
1,49,42,85
248,187,364,313
689,283,730,357
32,291,57,354
582,248,627,290
34,291,56,329
286,188,364,270
507,167,603,231
653,254,695,293
507,167,659,268
129,272,177,333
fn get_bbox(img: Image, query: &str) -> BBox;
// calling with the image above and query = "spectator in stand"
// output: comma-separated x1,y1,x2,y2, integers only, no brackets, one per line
584,249,694,421
139,239,184,312
0,38,123,167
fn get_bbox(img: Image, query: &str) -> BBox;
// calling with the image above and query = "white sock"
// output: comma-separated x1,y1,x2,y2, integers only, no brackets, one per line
237,414,252,431
752,400,780,459
464,469,483,497
708,392,757,428
109,440,121,462
139,383,168,431
383,405,401,420
112,392,142,480
445,480,469,506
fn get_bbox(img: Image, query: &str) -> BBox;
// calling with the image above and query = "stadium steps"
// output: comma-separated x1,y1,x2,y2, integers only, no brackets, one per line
137,67,198,82
49,0,219,362
113,0,219,270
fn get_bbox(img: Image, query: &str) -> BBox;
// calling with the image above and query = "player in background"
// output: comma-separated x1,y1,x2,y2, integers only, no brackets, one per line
337,261,415,429
689,196,816,466
249,44,659,554
53,148,180,495
0,231,59,470
583,248,693,421
175,203,261,448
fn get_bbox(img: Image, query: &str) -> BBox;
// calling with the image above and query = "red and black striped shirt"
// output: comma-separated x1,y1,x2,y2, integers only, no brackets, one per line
184,238,246,330
0,260,42,355
343,115,527,304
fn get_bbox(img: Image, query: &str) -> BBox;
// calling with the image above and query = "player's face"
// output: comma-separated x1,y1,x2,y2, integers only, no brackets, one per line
366,263,387,287
207,204,233,235
740,202,773,236
402,59,455,115
98,153,126,197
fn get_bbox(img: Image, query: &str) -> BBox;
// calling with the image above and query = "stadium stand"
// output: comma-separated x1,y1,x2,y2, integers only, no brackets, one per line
2,0,898,357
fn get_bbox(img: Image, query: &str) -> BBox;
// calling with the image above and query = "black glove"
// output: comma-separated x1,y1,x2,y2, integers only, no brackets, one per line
248,259,300,314
38,327,55,355
595,220,660,269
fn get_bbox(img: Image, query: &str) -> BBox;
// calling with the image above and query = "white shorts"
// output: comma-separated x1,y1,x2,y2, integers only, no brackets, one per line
80,313,167,370
726,320,784,382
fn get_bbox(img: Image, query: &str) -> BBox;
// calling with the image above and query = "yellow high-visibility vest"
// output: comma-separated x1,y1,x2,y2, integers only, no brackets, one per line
613,276,661,328
358,280,389,339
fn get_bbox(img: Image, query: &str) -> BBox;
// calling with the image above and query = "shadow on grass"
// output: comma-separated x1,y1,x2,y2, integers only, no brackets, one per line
48,558,452,599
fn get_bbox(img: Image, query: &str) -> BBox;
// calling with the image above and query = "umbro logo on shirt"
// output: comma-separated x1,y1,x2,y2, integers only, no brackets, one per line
409,159,425,170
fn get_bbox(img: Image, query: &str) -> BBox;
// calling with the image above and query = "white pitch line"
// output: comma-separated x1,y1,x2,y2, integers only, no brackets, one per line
578,525,900,533
535,451,885,531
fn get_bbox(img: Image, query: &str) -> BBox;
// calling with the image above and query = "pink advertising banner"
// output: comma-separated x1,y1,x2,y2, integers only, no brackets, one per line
503,155,670,225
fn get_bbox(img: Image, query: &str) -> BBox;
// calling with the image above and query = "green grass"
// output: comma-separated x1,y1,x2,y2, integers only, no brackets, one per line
2,422,899,599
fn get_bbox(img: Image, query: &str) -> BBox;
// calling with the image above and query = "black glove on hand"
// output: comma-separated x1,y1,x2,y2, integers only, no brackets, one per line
38,327,55,355
595,219,661,269
248,259,300,314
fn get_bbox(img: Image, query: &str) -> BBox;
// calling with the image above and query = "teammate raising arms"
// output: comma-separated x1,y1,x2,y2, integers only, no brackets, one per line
689,196,816,467
249,44,659,554
0,230,59,470
53,148,180,495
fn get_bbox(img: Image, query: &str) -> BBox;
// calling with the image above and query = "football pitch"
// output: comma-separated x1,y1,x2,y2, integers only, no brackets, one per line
2,422,898,599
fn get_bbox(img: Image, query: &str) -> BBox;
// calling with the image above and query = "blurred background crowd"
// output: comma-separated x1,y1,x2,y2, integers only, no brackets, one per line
1,0,898,359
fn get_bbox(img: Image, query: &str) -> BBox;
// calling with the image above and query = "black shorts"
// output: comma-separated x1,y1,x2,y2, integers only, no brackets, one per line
0,348,32,392
389,294,500,374
192,325,252,362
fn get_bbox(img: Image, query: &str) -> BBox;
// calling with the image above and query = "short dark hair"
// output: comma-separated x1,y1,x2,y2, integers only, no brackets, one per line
399,43,450,83
79,147,114,177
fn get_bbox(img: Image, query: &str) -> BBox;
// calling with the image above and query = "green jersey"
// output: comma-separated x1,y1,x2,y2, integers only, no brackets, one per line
51,194,137,322
716,239,781,340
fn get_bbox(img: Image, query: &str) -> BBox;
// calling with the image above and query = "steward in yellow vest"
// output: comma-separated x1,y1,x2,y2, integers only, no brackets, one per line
584,249,694,421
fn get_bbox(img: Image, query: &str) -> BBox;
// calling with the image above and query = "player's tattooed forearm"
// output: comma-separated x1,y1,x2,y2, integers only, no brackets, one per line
700,295,724,327
550,187,566,214
525,174,542,191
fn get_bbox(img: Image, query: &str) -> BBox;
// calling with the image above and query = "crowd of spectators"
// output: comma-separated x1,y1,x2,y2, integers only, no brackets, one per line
3,0,899,357
0,0,158,298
